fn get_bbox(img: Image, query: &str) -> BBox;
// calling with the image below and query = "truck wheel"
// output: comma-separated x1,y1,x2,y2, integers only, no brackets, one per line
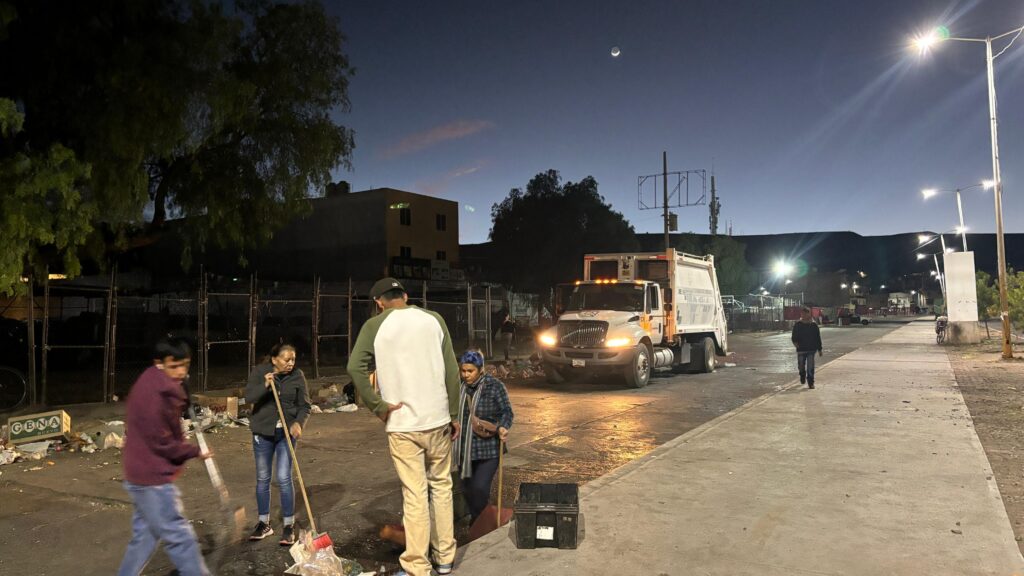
697,337,715,373
623,345,651,388
543,363,565,384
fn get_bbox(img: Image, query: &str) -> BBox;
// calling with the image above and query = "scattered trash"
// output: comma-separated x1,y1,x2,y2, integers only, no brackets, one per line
0,449,17,465
18,441,53,460
101,432,124,450
951,529,963,535
723,362,737,368
28,466,43,471
310,405,323,414
284,529,364,575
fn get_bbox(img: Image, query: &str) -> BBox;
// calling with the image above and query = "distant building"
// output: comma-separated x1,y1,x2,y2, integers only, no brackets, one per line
262,186,461,282
133,185,463,284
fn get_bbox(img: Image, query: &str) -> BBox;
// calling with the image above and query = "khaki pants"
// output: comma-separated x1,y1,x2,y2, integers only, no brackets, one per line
388,425,456,576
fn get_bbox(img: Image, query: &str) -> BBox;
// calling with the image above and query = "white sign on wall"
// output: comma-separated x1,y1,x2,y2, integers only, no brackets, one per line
944,252,979,323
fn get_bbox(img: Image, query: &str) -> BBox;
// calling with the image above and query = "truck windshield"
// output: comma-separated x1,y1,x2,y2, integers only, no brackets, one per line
566,284,645,312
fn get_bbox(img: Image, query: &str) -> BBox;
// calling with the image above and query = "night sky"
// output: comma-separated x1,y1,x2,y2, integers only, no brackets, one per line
327,0,1024,244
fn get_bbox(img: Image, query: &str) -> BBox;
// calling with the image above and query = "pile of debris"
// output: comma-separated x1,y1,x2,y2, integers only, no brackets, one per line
0,416,127,469
310,383,359,414
485,355,546,380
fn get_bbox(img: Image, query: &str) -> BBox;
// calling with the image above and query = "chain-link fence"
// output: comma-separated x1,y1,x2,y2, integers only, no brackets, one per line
0,273,534,408
723,294,803,332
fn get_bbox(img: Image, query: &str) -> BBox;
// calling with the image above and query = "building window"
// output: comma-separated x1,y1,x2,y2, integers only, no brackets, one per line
400,207,411,226
436,250,447,261
400,246,412,259
436,213,447,231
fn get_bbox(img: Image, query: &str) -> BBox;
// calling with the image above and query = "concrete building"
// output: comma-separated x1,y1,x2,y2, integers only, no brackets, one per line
156,185,463,283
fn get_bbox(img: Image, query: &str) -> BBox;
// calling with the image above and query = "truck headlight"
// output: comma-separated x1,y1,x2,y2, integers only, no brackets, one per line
605,337,632,348
539,333,558,347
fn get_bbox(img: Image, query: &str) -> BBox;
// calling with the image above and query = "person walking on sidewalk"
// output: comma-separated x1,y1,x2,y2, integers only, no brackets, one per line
348,278,461,576
499,315,516,361
244,343,312,546
118,338,211,576
791,306,823,388
454,350,514,523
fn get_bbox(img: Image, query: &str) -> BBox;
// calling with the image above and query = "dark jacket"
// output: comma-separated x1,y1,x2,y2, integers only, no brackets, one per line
791,321,823,353
456,375,514,464
245,364,312,437
123,366,200,486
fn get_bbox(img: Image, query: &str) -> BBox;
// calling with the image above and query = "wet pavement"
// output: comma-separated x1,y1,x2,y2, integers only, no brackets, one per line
0,322,907,575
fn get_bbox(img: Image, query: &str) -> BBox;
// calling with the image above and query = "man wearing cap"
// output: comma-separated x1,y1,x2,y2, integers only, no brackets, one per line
348,278,461,576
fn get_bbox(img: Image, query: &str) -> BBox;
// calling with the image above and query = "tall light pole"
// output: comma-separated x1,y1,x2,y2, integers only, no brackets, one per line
914,25,1023,358
921,181,996,252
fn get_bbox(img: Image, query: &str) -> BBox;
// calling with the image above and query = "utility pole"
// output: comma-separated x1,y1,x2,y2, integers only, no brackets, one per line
662,151,669,251
709,174,721,236
638,157,706,250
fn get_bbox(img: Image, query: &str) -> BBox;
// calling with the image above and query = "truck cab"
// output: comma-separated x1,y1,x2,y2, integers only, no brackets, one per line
540,250,728,388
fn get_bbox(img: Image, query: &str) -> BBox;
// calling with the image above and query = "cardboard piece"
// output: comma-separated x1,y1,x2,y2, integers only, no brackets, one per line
8,411,72,445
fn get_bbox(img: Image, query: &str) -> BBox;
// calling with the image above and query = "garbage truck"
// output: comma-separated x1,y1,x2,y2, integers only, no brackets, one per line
537,249,728,388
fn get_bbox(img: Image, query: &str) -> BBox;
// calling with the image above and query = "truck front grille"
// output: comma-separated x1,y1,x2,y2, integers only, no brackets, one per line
557,321,608,348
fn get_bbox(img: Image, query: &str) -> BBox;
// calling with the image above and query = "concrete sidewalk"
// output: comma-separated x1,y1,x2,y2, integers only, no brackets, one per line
455,321,1024,575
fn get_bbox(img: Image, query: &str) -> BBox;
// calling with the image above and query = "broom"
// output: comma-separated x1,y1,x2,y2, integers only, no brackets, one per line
268,372,332,552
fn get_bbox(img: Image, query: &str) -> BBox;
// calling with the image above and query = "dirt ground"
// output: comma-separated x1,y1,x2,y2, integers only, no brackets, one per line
949,337,1024,555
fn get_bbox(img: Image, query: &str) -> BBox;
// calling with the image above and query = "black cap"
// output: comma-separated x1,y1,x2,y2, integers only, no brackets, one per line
370,277,405,299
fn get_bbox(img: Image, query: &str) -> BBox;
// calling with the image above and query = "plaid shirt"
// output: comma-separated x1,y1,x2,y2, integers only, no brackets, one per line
457,375,514,462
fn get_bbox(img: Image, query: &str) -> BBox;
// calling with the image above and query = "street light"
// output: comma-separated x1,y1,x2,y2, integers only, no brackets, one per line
919,181,992,251
773,261,794,277
913,22,1022,358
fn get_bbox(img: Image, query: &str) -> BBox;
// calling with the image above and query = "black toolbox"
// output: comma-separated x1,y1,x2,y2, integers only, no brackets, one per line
513,482,579,549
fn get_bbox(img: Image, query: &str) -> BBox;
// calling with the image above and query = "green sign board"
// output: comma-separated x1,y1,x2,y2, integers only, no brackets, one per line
9,410,72,444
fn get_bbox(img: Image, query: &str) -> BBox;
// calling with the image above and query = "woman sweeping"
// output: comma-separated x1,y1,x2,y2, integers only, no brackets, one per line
454,350,514,523
244,343,311,546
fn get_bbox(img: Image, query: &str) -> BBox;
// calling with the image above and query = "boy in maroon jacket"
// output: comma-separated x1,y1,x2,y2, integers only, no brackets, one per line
118,337,211,576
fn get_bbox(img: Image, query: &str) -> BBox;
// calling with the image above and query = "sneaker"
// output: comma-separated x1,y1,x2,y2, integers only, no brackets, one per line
799,374,806,384
808,382,815,389
279,524,296,546
436,563,454,574
249,521,273,541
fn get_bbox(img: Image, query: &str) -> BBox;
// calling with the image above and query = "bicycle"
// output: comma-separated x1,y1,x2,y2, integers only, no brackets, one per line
935,316,948,345
0,365,28,411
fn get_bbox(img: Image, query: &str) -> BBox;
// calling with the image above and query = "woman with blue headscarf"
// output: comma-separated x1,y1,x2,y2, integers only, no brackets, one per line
453,350,515,523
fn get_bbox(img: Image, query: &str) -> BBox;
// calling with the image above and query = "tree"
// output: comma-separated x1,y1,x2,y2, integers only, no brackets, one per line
0,99,93,295
490,170,639,315
976,271,998,338
0,0,355,293
673,233,756,296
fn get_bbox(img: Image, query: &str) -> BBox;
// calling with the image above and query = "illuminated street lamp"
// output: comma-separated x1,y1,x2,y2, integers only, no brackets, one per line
912,23,1022,358
773,261,794,277
920,181,994,251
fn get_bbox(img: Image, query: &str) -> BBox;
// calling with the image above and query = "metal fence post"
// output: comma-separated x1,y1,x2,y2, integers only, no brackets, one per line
466,283,474,347
199,271,208,391
26,275,36,406
248,273,257,376
422,281,428,310
346,278,353,356
104,265,118,403
312,275,321,380
41,272,49,406
485,285,493,358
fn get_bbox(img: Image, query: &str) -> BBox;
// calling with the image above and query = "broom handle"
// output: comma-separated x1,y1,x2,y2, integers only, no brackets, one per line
269,375,318,535
497,439,504,530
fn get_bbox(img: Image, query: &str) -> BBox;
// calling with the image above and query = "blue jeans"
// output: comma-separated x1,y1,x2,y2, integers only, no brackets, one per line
118,481,210,576
797,351,817,383
253,429,295,522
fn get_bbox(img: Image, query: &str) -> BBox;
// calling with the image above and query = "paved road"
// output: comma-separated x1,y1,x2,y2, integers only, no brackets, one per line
0,322,907,575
